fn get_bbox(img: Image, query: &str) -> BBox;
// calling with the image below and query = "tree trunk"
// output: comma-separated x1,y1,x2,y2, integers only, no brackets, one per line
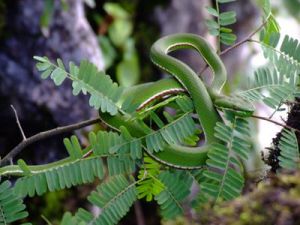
0,0,103,163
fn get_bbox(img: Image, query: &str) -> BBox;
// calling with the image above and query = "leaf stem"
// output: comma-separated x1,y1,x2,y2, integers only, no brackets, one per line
198,15,271,75
251,114,300,133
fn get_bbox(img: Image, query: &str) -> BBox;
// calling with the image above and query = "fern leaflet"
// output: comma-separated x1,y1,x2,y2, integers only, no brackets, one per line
200,116,251,202
13,157,105,197
106,112,197,154
137,156,165,201
155,171,192,219
257,33,300,79
86,175,137,225
278,129,300,169
236,68,298,109
205,0,237,47
260,0,280,45
34,56,123,115
0,181,29,225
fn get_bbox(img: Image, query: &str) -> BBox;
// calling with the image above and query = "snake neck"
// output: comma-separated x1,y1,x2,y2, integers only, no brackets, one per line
150,34,226,143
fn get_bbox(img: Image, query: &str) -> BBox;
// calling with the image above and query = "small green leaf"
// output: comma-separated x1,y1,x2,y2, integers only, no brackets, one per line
50,67,67,86
220,11,236,20
104,2,129,19
17,159,31,176
108,20,133,47
206,6,219,17
205,19,219,29
220,32,237,45
220,11,236,26
260,15,280,45
33,56,49,63
120,126,133,141
98,36,117,70
116,50,140,87
220,27,233,33
208,28,220,36
262,0,271,16
41,69,52,79
36,62,51,71
40,0,54,28
57,58,66,70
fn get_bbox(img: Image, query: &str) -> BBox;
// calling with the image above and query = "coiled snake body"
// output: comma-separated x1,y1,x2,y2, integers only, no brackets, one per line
100,33,254,169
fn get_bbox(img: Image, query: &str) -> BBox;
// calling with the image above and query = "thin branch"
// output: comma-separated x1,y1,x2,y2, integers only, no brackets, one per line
198,18,270,76
251,115,300,133
219,18,269,56
0,117,101,166
10,105,26,140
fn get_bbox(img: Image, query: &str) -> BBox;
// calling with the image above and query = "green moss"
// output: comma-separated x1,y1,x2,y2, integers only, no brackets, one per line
197,170,300,225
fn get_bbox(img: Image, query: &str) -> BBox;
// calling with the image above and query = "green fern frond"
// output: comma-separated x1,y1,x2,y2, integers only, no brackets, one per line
89,130,138,175
74,208,93,224
237,68,297,109
278,129,300,169
87,175,137,225
260,0,280,45
89,128,142,160
0,180,29,225
107,112,197,154
200,116,251,202
175,95,194,112
155,171,192,219
60,209,92,225
107,155,136,176
146,112,197,152
205,0,237,47
60,176,137,225
137,156,164,201
60,212,81,225
13,157,105,197
63,136,84,160
34,56,123,115
258,33,300,79
188,170,211,207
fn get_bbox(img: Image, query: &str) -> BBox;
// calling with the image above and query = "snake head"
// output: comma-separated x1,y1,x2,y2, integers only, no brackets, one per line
214,95,255,117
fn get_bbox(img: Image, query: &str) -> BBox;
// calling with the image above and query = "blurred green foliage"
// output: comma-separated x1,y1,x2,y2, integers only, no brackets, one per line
284,0,300,20
99,3,140,87
87,0,170,84
40,0,68,35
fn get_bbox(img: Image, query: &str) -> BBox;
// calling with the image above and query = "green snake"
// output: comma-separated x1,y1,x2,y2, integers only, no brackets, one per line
100,33,254,169
0,33,254,176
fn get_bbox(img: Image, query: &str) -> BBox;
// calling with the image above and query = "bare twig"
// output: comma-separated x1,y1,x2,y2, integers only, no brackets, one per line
251,114,300,133
220,18,269,56
0,117,101,166
198,18,270,76
10,105,26,140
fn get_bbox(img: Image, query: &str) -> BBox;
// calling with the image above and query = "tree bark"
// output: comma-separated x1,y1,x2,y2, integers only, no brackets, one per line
0,0,103,163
